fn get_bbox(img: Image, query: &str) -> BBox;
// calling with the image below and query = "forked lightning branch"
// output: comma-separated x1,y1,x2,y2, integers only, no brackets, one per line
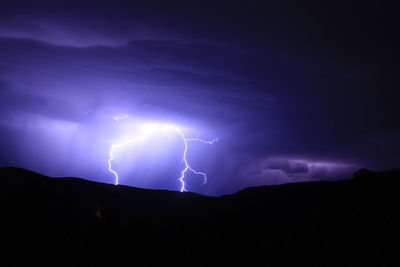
108,115,217,192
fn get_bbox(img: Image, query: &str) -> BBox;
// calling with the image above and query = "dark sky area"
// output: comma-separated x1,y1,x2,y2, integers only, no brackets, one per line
0,0,399,195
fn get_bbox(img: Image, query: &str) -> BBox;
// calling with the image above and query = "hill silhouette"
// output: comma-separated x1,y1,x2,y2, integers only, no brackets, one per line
0,167,399,266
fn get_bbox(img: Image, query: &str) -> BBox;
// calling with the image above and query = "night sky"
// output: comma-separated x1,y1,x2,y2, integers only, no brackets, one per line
0,0,398,195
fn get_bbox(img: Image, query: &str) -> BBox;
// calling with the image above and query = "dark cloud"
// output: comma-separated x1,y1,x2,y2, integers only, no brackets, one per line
265,159,309,176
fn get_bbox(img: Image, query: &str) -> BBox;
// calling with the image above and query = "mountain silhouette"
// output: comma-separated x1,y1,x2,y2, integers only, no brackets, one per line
0,167,399,266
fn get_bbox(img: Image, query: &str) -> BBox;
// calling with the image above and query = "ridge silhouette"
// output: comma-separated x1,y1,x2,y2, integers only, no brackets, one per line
0,167,399,266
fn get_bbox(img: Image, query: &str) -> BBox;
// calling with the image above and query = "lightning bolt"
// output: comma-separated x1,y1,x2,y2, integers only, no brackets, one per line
107,136,146,185
108,116,217,192
173,129,218,192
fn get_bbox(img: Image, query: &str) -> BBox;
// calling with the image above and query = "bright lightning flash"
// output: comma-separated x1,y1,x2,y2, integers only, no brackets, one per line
108,117,217,192
107,136,146,186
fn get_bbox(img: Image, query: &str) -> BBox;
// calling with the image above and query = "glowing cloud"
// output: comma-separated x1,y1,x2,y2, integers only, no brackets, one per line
108,115,217,192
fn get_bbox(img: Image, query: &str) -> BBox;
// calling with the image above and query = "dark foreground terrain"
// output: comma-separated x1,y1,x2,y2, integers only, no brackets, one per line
0,167,399,266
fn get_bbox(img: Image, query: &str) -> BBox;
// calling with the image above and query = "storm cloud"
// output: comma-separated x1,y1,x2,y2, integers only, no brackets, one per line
0,0,398,195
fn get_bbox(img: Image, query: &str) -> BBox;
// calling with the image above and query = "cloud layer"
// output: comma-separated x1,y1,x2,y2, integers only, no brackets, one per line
0,1,399,195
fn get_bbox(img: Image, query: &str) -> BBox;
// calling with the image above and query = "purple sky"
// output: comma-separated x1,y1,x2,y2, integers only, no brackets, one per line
0,0,399,195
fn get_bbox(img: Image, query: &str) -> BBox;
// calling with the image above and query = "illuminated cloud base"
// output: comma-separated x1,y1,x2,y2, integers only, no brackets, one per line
108,116,217,192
